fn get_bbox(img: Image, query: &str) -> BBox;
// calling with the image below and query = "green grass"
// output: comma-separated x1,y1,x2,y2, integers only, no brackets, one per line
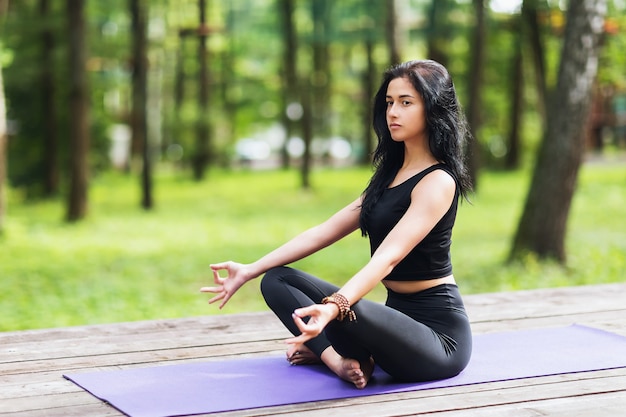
1,163,624,331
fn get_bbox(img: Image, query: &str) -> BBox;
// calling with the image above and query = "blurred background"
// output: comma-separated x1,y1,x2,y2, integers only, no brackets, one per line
0,0,624,331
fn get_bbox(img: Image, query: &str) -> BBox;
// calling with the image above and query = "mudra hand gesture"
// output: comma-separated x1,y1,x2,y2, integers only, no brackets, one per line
286,303,339,346
202,261,338,345
200,261,253,309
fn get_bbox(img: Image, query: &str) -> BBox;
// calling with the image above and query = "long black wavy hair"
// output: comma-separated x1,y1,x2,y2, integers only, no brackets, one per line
359,59,473,237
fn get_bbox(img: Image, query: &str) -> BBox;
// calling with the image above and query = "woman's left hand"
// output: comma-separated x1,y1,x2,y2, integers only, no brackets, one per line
285,303,339,346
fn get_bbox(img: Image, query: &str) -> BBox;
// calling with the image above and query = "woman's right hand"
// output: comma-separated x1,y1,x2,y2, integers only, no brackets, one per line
200,261,255,309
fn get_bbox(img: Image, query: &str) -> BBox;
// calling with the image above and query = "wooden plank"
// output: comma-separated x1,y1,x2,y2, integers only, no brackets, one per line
0,328,289,365
0,312,280,342
3,307,623,377
0,313,287,362
414,392,626,417
0,403,121,417
3,284,624,364
1,283,625,417
3,283,623,348
0,339,287,376
464,283,626,323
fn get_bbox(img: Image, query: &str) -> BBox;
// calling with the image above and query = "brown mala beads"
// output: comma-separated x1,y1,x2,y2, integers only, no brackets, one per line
321,293,357,322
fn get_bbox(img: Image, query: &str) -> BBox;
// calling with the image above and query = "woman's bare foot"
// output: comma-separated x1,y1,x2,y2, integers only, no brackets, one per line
286,343,322,365
320,347,374,389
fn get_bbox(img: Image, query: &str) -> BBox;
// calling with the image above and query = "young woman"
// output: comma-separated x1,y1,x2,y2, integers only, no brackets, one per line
202,60,473,389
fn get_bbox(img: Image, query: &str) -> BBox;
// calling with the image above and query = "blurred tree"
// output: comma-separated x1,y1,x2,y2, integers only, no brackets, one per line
426,0,453,68
192,0,212,180
174,33,185,138
279,0,298,169
311,0,332,140
360,20,377,166
40,0,59,196
66,0,90,222
386,0,400,65
0,24,6,234
466,0,486,189
505,16,523,170
300,76,313,189
219,3,237,150
130,0,152,209
510,0,607,263
523,0,547,127
504,0,548,170
360,50,375,165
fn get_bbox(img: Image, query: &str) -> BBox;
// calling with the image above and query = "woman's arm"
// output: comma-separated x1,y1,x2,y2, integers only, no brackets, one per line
202,196,363,308
288,170,456,344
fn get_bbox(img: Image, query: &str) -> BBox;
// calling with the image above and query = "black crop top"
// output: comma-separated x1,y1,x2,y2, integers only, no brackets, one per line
365,164,458,281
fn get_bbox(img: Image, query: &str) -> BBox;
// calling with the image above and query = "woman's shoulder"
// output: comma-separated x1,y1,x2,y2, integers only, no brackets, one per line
416,165,455,189
391,163,453,189
410,165,457,205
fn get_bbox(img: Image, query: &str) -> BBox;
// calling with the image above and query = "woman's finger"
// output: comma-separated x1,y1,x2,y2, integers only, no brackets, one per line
285,334,311,345
209,262,229,270
293,312,323,338
218,292,232,309
207,292,225,305
293,305,316,319
199,285,222,293
212,268,226,284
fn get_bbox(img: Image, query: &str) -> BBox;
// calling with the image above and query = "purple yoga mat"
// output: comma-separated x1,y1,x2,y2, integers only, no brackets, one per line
64,324,626,417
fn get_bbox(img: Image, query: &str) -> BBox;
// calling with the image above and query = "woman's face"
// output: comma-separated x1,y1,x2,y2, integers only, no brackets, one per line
385,77,427,144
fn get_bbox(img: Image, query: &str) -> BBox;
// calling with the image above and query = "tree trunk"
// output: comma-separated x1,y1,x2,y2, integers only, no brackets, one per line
40,0,59,196
0,41,6,234
300,79,312,189
0,1,6,233
66,0,89,222
192,0,211,180
174,36,185,111
221,4,237,151
279,0,298,169
522,0,547,128
385,0,400,65
172,33,186,166
466,0,486,189
311,0,331,141
426,0,452,67
130,0,152,209
505,20,523,170
359,37,375,166
510,0,607,263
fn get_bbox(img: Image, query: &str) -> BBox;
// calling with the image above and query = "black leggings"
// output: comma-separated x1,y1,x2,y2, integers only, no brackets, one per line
260,266,472,382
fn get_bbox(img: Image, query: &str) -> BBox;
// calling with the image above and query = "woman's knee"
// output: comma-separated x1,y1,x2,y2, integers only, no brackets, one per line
260,266,292,299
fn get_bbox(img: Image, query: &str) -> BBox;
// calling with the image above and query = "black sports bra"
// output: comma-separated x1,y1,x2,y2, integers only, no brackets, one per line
365,164,458,281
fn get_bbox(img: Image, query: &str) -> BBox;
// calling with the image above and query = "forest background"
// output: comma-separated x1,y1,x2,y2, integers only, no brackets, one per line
0,0,624,331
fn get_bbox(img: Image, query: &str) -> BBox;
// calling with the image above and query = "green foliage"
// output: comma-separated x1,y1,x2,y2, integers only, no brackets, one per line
3,0,626,192
1,164,623,331
598,6,626,89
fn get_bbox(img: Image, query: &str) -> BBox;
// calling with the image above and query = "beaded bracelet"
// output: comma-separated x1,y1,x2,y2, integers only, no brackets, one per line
322,293,357,322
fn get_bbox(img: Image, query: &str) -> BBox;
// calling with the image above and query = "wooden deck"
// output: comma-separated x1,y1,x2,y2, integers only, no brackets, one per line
2,283,626,416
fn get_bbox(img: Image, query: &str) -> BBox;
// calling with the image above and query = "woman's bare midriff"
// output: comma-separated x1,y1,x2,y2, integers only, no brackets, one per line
382,275,456,294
